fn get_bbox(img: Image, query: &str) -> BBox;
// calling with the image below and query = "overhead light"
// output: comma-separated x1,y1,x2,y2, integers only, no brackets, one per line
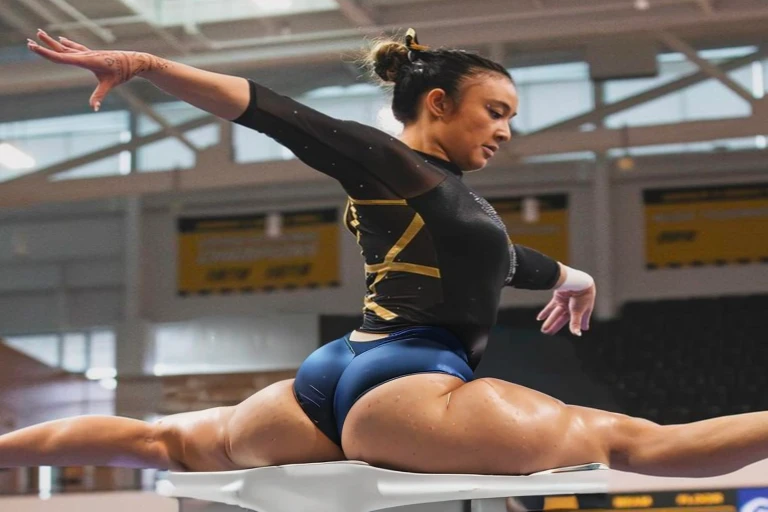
522,197,540,224
634,0,650,10
99,377,118,390
266,211,283,238
86,367,117,380
617,155,636,171
0,142,35,170
251,0,294,12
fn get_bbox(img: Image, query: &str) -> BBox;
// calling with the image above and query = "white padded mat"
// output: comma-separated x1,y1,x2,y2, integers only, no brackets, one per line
157,460,609,512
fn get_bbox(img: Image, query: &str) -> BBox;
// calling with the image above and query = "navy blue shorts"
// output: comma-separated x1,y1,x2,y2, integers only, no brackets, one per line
293,326,474,446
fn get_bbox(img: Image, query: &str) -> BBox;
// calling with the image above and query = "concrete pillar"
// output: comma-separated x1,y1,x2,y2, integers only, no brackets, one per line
591,81,618,320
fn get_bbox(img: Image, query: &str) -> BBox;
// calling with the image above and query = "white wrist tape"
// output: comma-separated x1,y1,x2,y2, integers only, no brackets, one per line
556,265,594,292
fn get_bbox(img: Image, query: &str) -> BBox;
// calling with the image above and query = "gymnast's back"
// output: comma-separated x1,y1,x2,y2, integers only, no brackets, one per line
234,79,513,366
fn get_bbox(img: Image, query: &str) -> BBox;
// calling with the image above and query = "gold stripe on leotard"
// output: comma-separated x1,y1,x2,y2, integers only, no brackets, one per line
348,197,407,206
342,199,357,236
363,294,398,320
365,262,440,278
348,204,362,243
363,213,432,321
385,214,424,261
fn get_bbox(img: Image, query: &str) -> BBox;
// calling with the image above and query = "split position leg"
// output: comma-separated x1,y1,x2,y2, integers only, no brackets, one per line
343,373,768,477
0,415,183,470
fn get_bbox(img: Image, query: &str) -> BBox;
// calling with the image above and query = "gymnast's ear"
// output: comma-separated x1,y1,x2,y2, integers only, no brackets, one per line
423,87,452,119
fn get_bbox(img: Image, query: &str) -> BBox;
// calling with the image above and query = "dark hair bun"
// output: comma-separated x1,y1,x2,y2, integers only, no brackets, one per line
369,41,409,83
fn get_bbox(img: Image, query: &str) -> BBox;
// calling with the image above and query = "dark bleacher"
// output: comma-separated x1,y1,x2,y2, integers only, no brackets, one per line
322,294,768,425
572,294,768,424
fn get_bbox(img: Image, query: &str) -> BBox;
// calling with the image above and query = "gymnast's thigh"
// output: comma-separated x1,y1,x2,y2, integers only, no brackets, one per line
225,379,345,468
342,374,609,475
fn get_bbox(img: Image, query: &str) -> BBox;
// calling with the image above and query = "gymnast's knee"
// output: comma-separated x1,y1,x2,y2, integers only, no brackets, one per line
605,414,665,471
151,419,188,471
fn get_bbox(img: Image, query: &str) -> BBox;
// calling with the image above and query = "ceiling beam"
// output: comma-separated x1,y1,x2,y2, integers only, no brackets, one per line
336,0,377,27
47,0,115,42
696,0,715,16
0,2,38,38
656,30,757,106
3,2,768,97
22,0,115,43
531,46,767,133
2,114,765,209
4,115,216,185
509,116,767,157
19,0,199,154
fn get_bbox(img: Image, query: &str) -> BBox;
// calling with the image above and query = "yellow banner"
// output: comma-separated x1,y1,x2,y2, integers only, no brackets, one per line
537,488,736,511
177,209,339,295
644,183,768,269
489,194,570,264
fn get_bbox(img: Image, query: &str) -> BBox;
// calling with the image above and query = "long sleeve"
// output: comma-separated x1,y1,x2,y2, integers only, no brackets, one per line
505,244,561,290
232,80,446,198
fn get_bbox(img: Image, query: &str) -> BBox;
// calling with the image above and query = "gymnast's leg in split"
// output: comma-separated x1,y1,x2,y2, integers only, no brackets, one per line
2,371,768,478
341,372,768,478
0,379,343,472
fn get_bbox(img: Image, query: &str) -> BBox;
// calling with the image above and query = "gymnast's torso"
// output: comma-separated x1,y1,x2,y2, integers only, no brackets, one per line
234,79,516,367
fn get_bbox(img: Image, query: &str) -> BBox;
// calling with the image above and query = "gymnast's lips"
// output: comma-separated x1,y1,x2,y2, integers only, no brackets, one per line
482,145,498,158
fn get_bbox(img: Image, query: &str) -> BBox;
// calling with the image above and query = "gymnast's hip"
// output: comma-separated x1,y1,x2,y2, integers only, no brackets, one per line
293,326,474,446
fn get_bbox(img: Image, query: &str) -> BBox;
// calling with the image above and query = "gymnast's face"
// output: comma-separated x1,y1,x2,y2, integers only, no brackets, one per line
428,73,518,172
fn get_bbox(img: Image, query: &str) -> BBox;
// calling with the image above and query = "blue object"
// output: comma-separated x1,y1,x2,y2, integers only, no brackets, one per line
293,326,474,446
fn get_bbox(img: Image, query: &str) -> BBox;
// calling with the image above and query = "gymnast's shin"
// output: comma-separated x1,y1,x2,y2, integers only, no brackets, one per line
293,326,474,446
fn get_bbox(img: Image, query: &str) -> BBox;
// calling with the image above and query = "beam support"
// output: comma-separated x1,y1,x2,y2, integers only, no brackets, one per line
531,47,767,133
20,0,199,154
45,0,115,43
590,81,617,320
0,2,37,38
510,116,767,157
696,0,715,15
1,114,765,210
4,115,215,184
656,30,757,106
336,0,376,27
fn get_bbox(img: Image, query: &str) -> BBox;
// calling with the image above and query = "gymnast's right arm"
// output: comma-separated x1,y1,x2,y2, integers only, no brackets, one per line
26,32,444,197
140,63,445,197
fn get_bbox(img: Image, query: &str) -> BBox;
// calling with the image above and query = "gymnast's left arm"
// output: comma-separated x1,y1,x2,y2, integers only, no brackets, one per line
506,244,596,337
27,30,249,119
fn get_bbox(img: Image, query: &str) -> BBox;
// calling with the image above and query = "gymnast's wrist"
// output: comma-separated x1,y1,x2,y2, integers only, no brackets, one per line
555,263,594,292
130,51,173,78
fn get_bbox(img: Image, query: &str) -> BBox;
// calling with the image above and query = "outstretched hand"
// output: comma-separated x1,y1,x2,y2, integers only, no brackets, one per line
27,29,156,111
536,284,595,337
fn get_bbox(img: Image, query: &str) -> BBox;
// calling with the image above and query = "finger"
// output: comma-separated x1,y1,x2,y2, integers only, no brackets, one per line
540,305,565,332
36,29,69,53
543,315,570,336
569,313,583,337
59,36,91,52
89,81,113,112
581,308,592,331
27,41,80,64
536,299,558,321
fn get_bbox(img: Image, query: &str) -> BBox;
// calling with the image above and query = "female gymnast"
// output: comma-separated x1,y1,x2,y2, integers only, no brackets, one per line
7,28,767,479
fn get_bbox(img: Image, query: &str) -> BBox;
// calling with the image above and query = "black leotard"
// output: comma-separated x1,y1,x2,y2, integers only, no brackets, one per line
234,79,560,368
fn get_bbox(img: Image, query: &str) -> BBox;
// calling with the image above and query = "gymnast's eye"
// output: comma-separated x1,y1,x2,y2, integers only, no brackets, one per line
487,107,503,120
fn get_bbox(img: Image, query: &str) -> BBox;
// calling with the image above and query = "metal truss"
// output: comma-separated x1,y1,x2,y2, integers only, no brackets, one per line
0,3,766,209
2,0,199,153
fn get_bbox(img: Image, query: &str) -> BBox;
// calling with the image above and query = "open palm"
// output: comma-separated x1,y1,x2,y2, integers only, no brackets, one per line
27,29,143,111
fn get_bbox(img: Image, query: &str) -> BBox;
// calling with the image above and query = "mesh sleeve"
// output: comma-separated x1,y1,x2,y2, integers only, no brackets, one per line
233,80,446,198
